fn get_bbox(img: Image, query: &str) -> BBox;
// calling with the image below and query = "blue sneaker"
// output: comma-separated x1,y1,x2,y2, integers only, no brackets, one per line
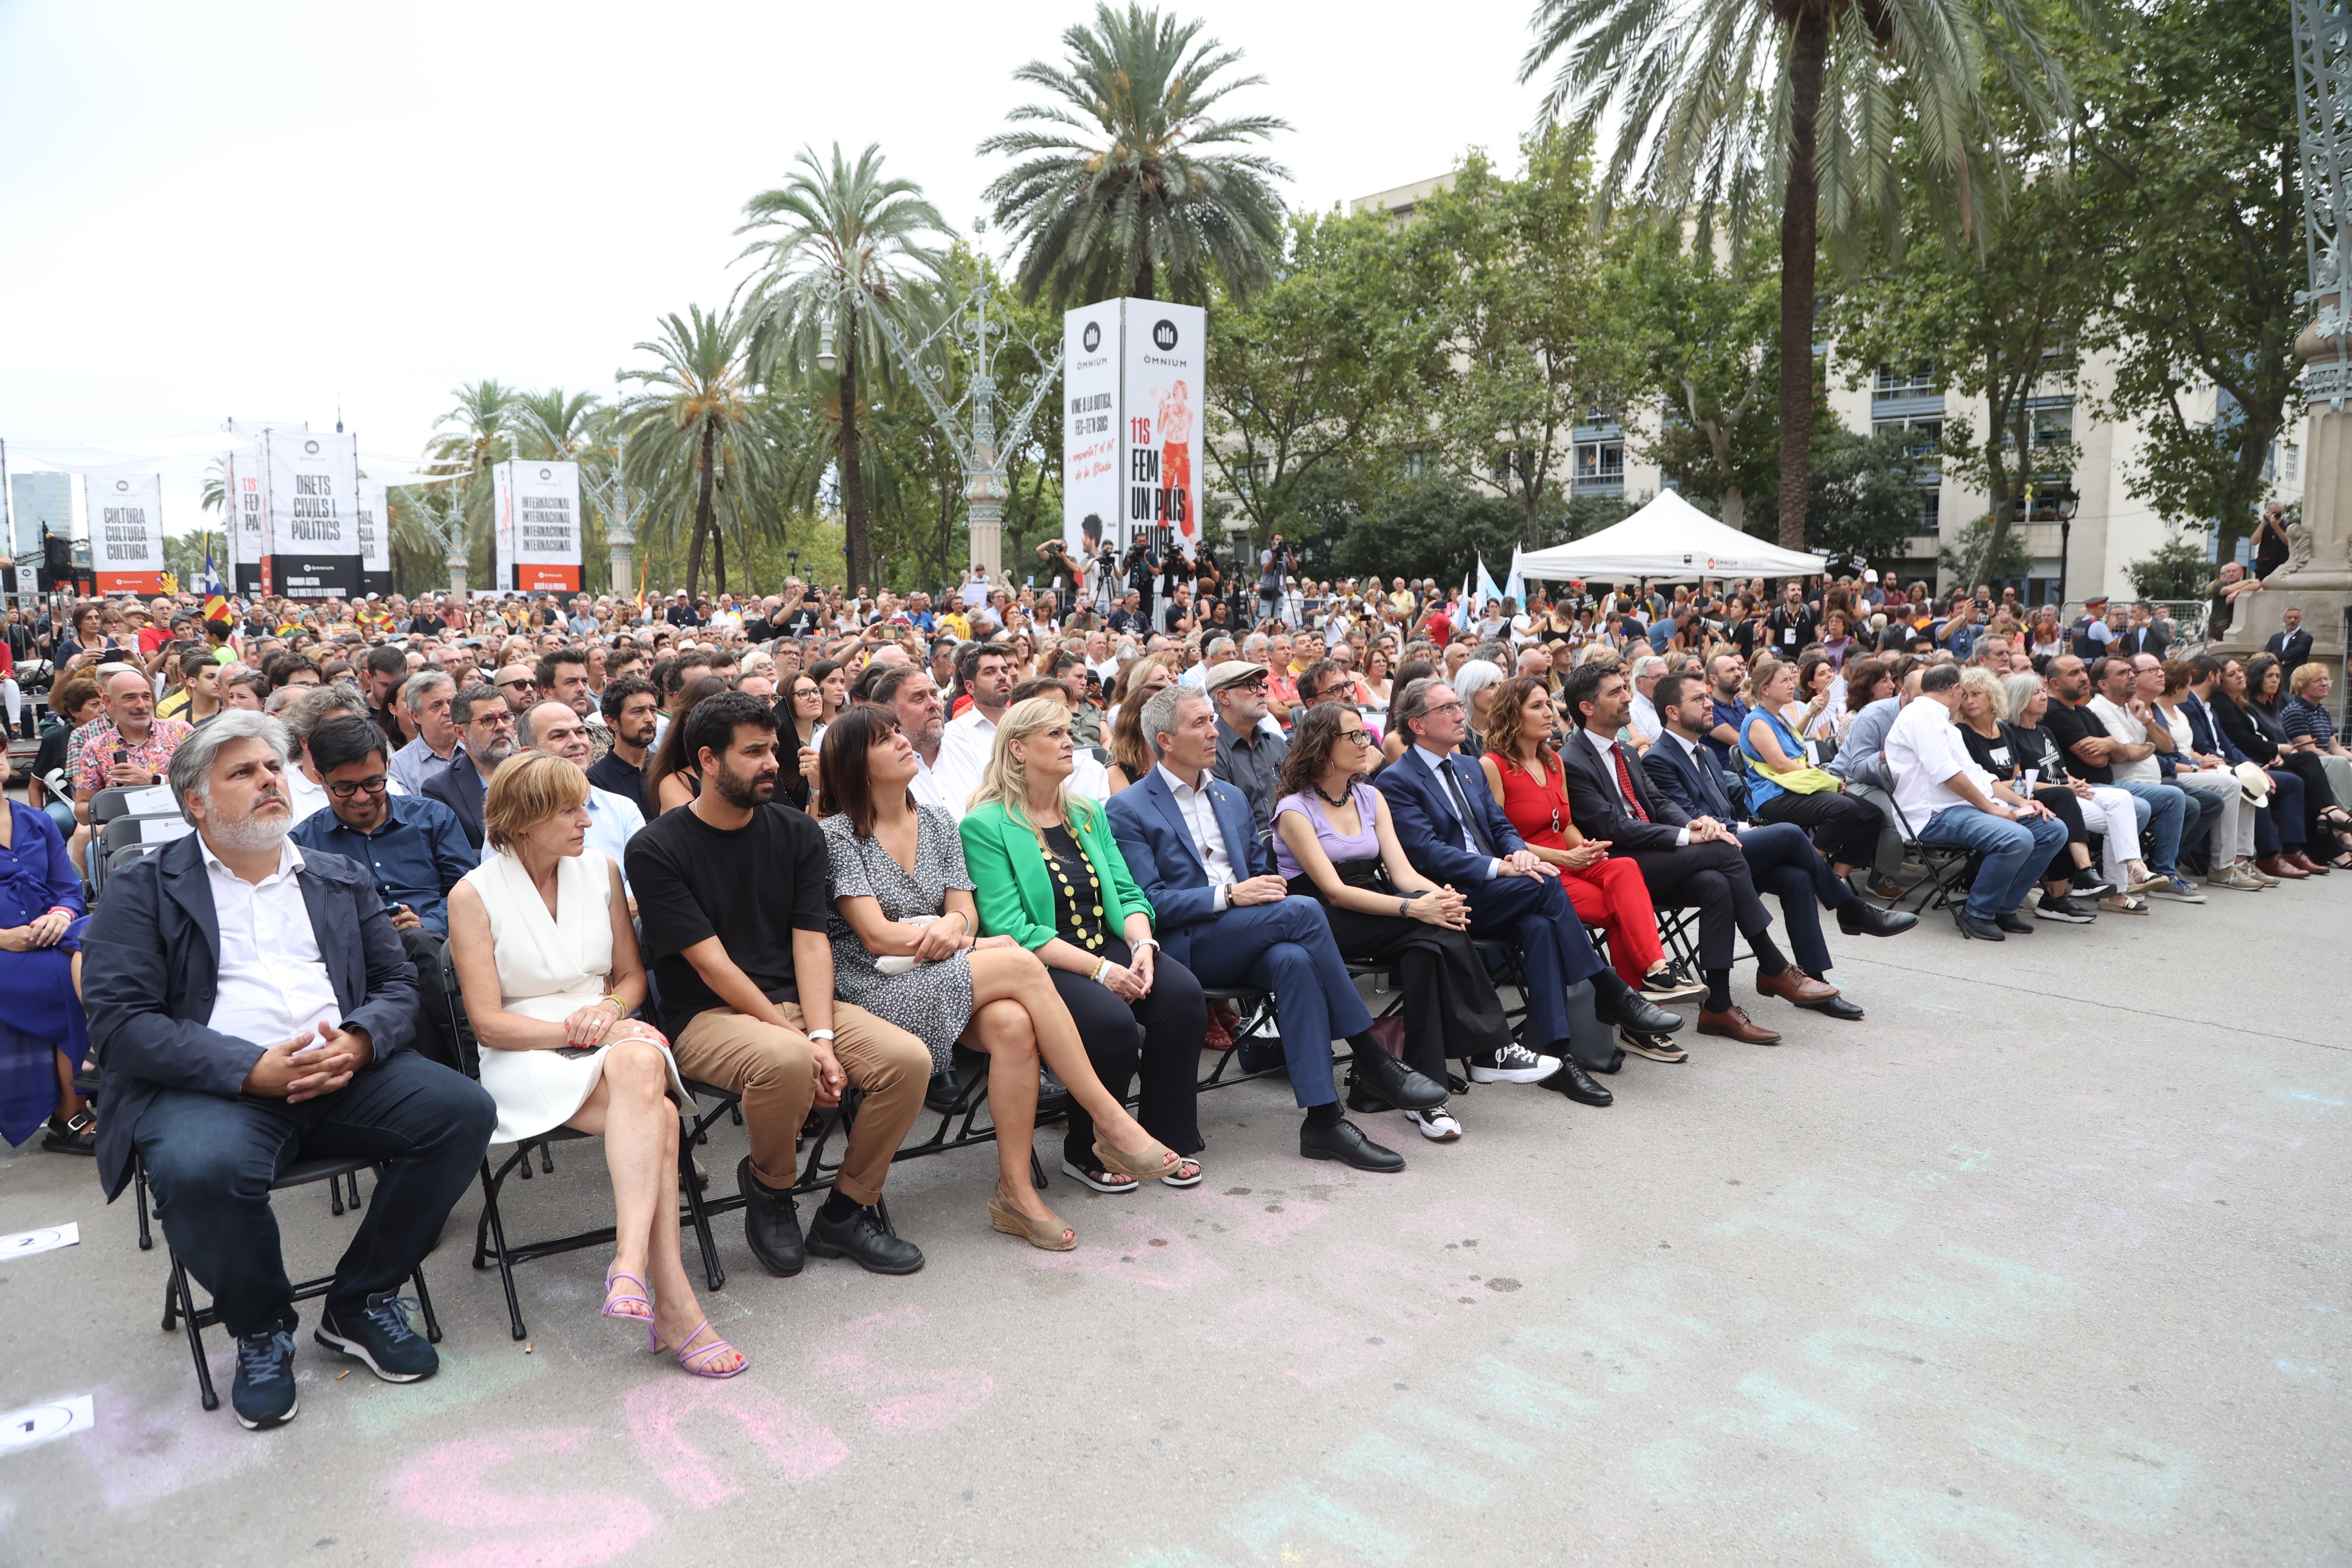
2147,875,2207,904
231,1328,300,1430
314,1292,437,1383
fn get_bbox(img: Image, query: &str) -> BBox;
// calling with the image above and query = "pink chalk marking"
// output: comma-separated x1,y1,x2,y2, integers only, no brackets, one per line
624,1380,849,1508
1022,1212,1229,1292
1186,1187,1332,1247
814,1305,1000,1433
82,1373,265,1511
395,1429,660,1568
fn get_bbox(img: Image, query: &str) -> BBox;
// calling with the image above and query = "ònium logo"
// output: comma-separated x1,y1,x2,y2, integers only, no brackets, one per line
1082,321,1101,353
115,479,130,491
303,440,320,455
1152,318,1179,351
539,467,553,480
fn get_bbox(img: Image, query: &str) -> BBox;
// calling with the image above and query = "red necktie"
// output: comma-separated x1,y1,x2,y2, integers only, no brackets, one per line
1611,743,1651,824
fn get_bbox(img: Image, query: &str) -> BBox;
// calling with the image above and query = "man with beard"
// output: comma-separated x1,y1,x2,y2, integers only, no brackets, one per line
81,710,496,1430
627,692,930,1280
421,685,517,851
588,673,658,818
861,663,954,816
933,643,1017,815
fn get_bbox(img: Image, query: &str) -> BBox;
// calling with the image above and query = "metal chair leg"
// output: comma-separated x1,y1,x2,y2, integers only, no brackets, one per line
677,1130,725,1292
410,1265,443,1345
171,1255,218,1411
136,1165,153,1251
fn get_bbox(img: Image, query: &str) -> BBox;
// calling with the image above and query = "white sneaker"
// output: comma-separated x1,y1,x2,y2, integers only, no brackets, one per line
1468,1043,1563,1083
1406,1106,1461,1142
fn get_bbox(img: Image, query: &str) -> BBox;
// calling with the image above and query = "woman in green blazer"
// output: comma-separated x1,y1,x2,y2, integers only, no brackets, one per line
961,697,1207,1194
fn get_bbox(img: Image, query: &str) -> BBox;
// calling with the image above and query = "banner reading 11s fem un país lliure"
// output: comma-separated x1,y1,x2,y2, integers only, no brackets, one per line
85,472,167,594
1060,298,1204,561
493,460,582,593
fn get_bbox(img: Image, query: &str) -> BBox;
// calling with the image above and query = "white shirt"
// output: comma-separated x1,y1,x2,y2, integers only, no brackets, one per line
1885,696,1995,825
910,750,955,817
202,837,342,1048
1156,763,1239,908
2086,694,2160,783
1577,726,1693,845
933,708,1000,818
1412,744,1507,877
1629,691,1661,745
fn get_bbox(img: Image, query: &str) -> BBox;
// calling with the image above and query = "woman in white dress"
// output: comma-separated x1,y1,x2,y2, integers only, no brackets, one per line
446,753,744,1379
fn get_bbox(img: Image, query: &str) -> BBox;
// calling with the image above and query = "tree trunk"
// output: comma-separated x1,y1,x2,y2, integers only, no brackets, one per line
1133,253,1156,301
1720,487,1747,532
838,328,870,592
1974,350,2024,596
685,417,717,600
713,521,726,596
1776,2,1831,552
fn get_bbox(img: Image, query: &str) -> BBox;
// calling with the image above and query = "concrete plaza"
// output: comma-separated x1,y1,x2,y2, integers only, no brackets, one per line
3,880,2346,1567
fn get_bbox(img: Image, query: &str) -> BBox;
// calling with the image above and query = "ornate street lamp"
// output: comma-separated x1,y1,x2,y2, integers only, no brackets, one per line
2051,481,2081,606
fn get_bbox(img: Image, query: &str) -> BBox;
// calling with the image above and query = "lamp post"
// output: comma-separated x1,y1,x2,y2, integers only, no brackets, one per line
811,258,1061,584
2051,481,2081,607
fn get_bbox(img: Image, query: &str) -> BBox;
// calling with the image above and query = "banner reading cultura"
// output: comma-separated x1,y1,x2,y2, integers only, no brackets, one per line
262,429,361,599
86,472,166,594
493,460,582,593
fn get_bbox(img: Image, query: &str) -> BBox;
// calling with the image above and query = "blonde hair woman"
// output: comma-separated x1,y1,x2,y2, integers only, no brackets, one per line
959,698,1204,1195
445,753,743,1378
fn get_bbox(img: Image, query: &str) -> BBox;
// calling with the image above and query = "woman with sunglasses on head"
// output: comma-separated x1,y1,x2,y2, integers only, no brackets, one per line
1273,704,1516,1142
1476,675,1701,1057
775,671,828,813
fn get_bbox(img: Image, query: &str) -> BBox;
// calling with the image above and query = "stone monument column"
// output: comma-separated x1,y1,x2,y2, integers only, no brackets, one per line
2217,304,2352,681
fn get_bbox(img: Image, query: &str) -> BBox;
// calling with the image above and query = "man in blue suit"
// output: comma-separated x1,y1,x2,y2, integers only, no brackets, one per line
1642,671,1915,1020
1375,678,1684,1104
1109,687,1445,1172
81,710,496,1432
418,683,514,851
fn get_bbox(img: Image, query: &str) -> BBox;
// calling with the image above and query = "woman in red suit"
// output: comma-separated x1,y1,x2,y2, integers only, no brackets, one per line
1477,676,1704,1008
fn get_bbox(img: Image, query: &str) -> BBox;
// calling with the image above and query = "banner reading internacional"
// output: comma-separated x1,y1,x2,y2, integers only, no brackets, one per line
493,460,583,593
1061,299,1122,559
262,429,361,599
86,473,167,594
355,479,393,599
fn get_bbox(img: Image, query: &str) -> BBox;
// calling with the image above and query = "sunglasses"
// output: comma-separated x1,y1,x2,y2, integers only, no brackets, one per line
499,677,537,691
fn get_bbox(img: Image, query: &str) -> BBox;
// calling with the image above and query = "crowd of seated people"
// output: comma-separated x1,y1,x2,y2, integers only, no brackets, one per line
22,564,2349,1433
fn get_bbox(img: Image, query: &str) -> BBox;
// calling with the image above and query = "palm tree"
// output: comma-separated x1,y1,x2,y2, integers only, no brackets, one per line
424,379,518,576
737,142,946,592
978,2,1291,308
620,305,777,600
1521,0,2079,549
508,387,602,462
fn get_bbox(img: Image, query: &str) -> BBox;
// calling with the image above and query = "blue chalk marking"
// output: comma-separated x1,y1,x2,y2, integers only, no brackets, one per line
1697,1373,1876,1459
1226,1481,1415,1567
1510,1323,1655,1394
2276,1359,2336,1381
1393,1400,1538,1464
1856,1247,2073,1338
1965,1419,2189,1533
1862,1488,2104,1568
2285,1090,2344,1107
1327,1431,1494,1507
1460,1354,1598,1433
1801,1328,1932,1392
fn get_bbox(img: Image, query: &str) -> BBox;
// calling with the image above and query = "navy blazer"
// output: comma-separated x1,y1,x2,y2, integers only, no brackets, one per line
80,834,421,1201
1105,767,1272,968
1556,729,1693,852
2266,628,2314,670
1374,746,1525,886
1642,733,1739,822
421,749,488,850
2181,691,2247,766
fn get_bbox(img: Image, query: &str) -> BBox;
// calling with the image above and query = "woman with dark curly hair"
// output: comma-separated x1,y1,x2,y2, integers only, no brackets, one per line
1272,703,1522,1142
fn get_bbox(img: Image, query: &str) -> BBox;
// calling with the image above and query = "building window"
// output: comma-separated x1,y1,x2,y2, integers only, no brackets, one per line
1874,364,1938,395
1401,449,1430,479
1917,489,1942,535
2285,444,2300,481
1574,441,1624,482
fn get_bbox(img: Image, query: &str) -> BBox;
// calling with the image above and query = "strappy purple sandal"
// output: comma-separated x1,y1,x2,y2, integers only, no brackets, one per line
651,1318,747,1379
601,1265,652,1322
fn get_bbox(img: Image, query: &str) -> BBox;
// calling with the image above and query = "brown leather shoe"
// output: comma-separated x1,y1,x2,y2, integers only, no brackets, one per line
1698,1005,1783,1045
2289,850,2331,875
1755,966,1838,1006
2257,854,2311,880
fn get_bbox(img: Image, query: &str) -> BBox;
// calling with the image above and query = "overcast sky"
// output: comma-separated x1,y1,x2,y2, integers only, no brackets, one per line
0,0,1556,539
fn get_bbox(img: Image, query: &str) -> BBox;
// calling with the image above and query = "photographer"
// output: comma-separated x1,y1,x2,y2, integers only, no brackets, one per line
1259,533,1295,619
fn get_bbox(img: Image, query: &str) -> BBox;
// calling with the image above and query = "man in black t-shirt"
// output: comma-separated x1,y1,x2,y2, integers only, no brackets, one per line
1763,579,1819,657
627,692,929,1280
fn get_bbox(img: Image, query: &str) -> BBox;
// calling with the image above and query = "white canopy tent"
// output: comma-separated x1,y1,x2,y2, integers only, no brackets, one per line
1516,490,1828,582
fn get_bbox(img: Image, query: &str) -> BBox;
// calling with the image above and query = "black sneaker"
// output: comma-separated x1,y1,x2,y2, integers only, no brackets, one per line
2036,892,2095,923
314,1292,437,1383
1638,960,1706,1002
806,1201,925,1275
1993,911,2036,935
231,1328,299,1430
1616,1027,1688,1063
2067,870,2115,898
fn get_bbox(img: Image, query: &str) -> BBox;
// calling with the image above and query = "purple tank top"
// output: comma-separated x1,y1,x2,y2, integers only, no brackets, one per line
1272,783,1381,879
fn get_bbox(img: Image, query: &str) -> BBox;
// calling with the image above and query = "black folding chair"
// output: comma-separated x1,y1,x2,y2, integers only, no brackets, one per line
1864,759,1979,914
435,945,723,1340
144,1152,443,1412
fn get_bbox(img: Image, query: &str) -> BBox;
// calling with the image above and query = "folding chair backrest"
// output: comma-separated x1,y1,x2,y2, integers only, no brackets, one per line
435,941,483,1079
100,812,190,859
88,787,137,827
106,841,167,879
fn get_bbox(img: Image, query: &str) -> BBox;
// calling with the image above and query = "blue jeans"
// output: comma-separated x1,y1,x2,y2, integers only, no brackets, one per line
1183,897,1372,1109
133,1051,496,1338
1923,805,2072,919
2113,780,2187,876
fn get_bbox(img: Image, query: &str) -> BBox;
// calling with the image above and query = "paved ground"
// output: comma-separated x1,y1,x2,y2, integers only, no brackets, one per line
3,876,2347,1568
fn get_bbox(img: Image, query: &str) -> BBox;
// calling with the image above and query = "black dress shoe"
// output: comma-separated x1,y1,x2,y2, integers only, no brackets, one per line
1799,990,1866,1021
805,1201,925,1274
1344,1076,1395,1114
1595,988,1685,1035
737,1157,805,1277
1589,1047,1629,1075
1299,1117,1406,1172
923,1070,964,1113
1539,1060,1613,1106
1353,1048,1447,1112
1837,901,1918,937
1993,912,2036,935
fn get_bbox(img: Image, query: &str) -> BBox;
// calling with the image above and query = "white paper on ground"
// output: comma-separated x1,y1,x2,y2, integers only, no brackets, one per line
0,1394,94,1454
0,1221,80,1257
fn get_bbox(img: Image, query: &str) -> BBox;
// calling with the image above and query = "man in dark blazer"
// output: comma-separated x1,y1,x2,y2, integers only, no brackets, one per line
419,682,514,850
1108,686,1444,1172
2266,606,2314,671
1643,671,1915,1020
81,710,496,1431
1376,678,1682,1099
1555,662,1839,1044
2118,603,2169,660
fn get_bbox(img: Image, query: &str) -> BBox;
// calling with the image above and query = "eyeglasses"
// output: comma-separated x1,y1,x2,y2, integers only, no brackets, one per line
1423,699,1465,716
327,775,389,799
1339,727,1372,744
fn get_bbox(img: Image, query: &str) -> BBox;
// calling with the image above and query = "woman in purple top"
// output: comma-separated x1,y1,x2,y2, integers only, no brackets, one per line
1272,704,1519,1143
